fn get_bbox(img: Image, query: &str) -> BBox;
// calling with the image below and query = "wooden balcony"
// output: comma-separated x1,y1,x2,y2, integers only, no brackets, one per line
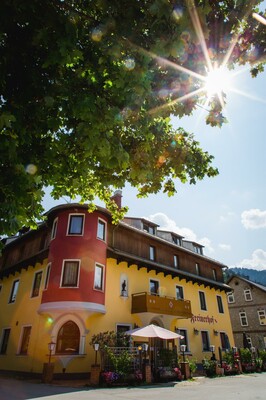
131,292,192,319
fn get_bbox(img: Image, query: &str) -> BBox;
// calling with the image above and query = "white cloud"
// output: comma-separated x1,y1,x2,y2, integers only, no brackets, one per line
234,249,266,271
147,212,214,254
219,243,231,251
241,209,266,229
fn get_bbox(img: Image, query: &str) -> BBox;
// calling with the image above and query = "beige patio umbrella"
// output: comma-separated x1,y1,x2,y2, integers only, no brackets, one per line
125,324,184,339
125,324,184,372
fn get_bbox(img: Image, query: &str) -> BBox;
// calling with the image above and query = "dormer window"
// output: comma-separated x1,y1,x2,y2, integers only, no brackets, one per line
143,223,155,235
172,235,181,246
194,245,202,255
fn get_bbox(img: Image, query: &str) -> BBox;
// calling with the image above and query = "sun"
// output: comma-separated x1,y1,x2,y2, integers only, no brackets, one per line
204,66,232,97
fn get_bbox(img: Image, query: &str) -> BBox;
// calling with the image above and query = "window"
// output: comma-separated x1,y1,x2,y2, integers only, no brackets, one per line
173,255,179,268
194,246,202,255
94,264,104,291
220,332,230,350
97,219,106,241
227,292,235,303
44,263,51,290
258,310,266,325
9,280,19,303
116,324,131,346
143,224,155,234
195,263,200,275
176,285,184,300
212,269,217,281
51,218,58,240
172,236,181,246
19,326,31,355
150,279,159,295
244,289,252,301
0,328,11,354
199,291,207,311
178,329,189,351
61,260,80,287
67,214,84,235
239,311,248,327
56,321,80,354
201,331,210,351
217,295,224,313
31,271,43,297
149,245,156,261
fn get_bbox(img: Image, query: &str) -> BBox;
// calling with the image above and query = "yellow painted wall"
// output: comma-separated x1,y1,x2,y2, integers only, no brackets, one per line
0,256,234,375
0,262,49,373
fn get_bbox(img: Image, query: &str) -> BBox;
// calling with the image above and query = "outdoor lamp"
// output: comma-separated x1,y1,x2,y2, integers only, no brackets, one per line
232,346,238,354
180,344,186,362
94,343,99,365
210,345,216,360
48,341,56,364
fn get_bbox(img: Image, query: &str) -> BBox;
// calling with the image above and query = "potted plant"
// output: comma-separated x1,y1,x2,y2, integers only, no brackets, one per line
202,358,217,377
188,358,197,377
240,348,255,373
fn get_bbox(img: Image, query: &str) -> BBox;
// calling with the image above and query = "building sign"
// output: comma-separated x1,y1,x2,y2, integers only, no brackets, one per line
191,314,218,324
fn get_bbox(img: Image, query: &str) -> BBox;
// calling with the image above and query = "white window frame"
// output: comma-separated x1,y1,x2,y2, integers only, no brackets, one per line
239,311,248,327
258,310,266,325
217,295,224,313
51,217,58,240
93,263,105,291
44,263,51,290
31,270,43,298
199,290,207,311
176,285,184,300
201,330,210,352
174,255,179,268
195,263,200,275
9,279,19,303
60,260,80,288
227,292,235,303
67,214,85,236
97,218,106,241
149,245,156,261
149,279,159,295
212,269,217,281
244,289,252,301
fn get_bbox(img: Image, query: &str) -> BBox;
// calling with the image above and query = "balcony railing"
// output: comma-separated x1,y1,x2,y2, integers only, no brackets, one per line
131,292,192,318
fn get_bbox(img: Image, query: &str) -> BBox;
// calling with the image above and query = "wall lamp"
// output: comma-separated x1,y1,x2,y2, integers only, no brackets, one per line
194,328,199,335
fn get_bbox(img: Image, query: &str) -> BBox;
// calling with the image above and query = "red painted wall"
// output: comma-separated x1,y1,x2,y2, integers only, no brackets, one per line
41,207,108,306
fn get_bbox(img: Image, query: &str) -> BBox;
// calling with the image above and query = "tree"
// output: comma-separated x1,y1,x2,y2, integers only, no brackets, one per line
0,0,265,235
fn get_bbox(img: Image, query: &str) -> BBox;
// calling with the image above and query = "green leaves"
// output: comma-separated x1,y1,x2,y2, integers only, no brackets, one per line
0,0,265,235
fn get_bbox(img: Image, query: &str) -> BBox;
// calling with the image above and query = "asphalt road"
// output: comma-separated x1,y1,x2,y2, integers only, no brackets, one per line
0,373,265,400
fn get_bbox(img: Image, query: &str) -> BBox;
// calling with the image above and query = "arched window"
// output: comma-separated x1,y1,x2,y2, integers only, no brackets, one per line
56,321,80,354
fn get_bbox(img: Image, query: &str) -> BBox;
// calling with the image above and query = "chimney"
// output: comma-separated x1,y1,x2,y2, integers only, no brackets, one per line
111,190,122,209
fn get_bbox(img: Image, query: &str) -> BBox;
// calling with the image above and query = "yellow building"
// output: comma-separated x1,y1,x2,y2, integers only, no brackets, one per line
0,192,234,378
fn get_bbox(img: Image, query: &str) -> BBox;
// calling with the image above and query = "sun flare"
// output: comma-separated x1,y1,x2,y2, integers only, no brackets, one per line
204,67,232,97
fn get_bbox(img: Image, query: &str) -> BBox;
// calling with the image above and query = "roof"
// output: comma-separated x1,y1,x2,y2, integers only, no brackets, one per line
227,274,266,292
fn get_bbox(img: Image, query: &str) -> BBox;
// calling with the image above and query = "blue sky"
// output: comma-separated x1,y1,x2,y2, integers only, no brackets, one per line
43,5,266,271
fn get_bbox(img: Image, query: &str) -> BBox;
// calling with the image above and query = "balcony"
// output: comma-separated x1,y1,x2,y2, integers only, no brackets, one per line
131,292,192,319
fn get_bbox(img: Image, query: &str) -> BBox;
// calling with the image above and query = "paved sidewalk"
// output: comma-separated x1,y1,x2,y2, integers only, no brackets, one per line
0,373,265,400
